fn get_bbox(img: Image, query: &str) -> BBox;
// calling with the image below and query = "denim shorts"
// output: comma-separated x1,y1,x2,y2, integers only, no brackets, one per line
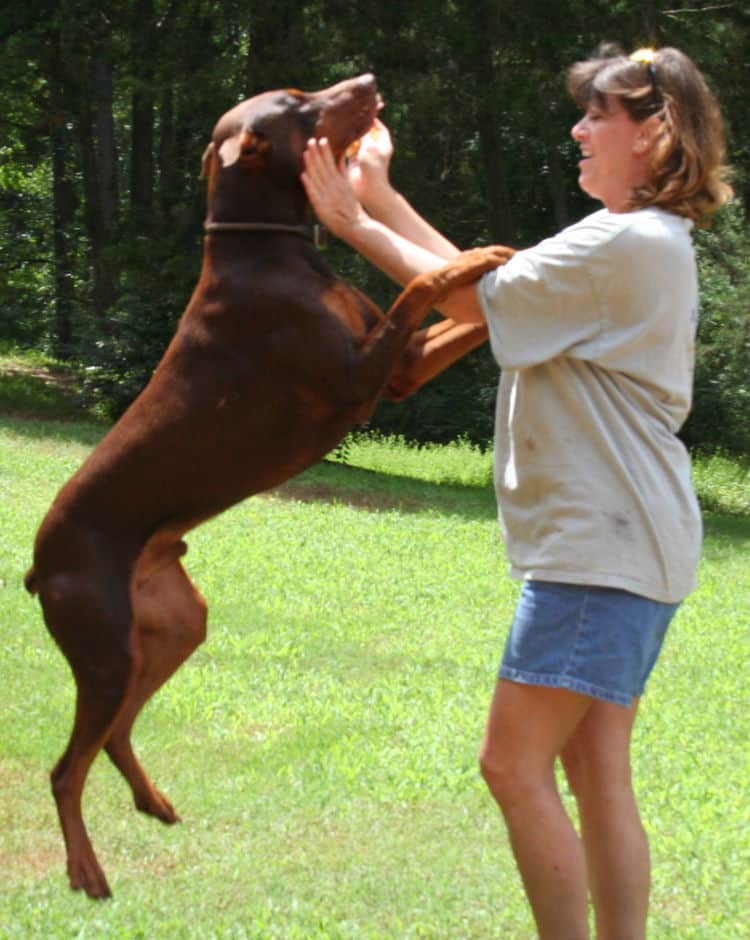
499,580,680,707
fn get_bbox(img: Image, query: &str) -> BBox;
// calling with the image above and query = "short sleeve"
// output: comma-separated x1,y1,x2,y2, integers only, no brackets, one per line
477,211,621,369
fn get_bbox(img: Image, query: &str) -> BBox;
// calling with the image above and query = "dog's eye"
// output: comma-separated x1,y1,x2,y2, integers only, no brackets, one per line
237,131,272,168
242,132,267,155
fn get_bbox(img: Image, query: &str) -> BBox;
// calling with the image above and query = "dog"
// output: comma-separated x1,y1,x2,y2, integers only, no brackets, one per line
25,73,511,898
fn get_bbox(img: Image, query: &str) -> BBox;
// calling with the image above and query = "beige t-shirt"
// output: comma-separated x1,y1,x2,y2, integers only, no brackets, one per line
478,207,701,603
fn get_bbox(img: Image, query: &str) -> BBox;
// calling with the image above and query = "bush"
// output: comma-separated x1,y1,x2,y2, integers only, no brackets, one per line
683,204,750,454
78,224,201,419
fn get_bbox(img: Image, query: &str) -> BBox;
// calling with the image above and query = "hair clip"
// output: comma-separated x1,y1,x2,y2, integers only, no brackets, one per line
630,47,659,96
630,48,656,66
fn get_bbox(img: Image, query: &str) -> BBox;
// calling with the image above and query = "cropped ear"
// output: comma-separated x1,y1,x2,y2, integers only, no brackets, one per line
199,142,215,179
218,130,270,171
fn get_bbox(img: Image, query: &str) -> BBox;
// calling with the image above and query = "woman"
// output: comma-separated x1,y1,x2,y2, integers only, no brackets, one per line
302,46,731,939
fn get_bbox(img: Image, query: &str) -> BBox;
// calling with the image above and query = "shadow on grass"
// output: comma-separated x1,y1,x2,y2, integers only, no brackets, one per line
702,512,750,546
0,363,106,447
3,371,746,528
0,414,106,448
278,460,498,521
0,412,498,522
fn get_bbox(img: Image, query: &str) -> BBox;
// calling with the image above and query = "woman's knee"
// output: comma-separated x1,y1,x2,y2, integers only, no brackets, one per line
479,680,592,808
478,741,552,811
479,748,518,807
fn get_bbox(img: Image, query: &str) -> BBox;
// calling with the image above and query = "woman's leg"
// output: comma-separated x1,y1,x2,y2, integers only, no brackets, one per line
479,679,594,940
560,698,649,940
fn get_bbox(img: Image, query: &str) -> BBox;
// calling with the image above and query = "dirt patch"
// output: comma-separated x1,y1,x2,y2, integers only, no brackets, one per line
1,362,78,391
268,480,427,513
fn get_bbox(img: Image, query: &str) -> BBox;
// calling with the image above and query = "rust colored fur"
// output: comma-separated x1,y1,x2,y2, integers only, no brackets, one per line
26,73,512,898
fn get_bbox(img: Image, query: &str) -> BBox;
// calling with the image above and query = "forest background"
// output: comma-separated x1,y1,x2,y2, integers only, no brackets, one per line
2,0,749,452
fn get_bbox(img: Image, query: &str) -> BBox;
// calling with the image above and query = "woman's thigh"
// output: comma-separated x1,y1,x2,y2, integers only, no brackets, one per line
561,696,640,796
480,679,592,780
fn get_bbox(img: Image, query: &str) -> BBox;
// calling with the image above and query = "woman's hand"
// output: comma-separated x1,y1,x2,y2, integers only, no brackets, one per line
301,120,396,238
347,119,394,210
302,124,454,288
301,137,367,240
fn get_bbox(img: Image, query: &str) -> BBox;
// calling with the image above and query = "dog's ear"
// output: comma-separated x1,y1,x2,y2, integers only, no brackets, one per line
199,142,215,180
216,130,269,172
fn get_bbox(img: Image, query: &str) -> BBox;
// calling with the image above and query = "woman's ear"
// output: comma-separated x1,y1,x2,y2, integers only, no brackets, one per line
634,113,663,156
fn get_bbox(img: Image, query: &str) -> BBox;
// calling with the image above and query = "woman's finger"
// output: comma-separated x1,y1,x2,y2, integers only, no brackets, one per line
302,137,366,236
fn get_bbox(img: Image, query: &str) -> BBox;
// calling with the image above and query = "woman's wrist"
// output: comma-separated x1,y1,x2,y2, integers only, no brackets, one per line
358,186,453,257
340,213,449,288
358,179,401,222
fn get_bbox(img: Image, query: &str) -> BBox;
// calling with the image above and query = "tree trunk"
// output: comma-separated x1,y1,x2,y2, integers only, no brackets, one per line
131,86,154,213
247,2,306,92
45,30,78,358
130,0,155,213
77,38,118,330
50,120,77,357
542,121,569,231
471,0,514,244
157,83,176,212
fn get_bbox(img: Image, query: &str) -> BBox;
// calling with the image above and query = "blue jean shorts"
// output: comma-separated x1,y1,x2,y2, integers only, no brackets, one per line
499,580,680,707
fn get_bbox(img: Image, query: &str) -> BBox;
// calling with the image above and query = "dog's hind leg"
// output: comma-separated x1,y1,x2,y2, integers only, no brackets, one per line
104,551,207,823
38,565,137,899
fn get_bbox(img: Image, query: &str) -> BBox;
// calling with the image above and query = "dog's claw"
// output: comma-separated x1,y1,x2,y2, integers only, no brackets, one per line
136,789,181,824
69,855,112,900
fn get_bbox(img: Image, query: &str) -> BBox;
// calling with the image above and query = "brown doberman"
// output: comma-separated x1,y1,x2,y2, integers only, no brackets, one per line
25,73,512,899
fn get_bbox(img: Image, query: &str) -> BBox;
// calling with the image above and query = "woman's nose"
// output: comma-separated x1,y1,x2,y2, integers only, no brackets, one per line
571,118,585,141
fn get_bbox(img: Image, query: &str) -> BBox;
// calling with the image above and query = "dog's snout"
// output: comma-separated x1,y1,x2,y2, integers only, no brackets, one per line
320,72,378,104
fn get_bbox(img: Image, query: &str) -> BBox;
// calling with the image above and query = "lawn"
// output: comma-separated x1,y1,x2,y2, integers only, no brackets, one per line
0,355,748,938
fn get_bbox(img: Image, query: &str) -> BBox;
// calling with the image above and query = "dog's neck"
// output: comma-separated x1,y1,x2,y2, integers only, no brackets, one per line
206,172,310,228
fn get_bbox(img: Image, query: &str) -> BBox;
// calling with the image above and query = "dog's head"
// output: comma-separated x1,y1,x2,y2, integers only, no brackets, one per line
202,74,380,224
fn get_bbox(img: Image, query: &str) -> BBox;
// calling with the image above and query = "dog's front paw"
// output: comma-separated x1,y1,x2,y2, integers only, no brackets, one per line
411,245,515,306
447,244,515,285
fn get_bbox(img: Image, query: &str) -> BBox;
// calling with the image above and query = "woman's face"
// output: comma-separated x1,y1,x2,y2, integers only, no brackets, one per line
571,95,651,212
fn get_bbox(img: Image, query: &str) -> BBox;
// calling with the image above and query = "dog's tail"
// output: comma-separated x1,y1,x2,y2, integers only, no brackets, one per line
24,566,38,596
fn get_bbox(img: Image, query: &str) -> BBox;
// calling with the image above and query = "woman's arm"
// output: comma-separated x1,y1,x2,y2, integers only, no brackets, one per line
349,121,460,261
301,137,485,325
302,136,447,284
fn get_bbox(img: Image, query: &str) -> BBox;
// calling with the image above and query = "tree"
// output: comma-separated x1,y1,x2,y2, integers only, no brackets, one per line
0,0,748,451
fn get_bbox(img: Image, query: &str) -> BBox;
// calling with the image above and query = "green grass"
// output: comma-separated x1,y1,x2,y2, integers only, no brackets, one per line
0,354,748,938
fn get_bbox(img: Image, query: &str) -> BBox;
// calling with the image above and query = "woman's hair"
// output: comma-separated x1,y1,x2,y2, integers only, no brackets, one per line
567,43,733,222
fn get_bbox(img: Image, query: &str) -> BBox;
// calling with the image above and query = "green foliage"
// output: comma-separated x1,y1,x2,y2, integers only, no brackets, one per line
684,205,750,454
0,418,748,937
690,451,750,516
78,226,203,418
0,132,56,347
2,1,750,447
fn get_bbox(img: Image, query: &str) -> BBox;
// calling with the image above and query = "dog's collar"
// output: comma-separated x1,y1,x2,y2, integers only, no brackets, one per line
204,221,328,248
